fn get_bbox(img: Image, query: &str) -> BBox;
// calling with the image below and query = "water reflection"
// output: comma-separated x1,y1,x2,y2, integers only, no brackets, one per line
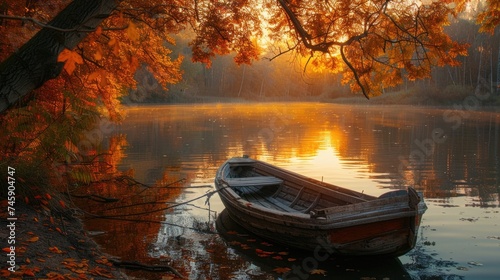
215,209,412,280
84,103,499,279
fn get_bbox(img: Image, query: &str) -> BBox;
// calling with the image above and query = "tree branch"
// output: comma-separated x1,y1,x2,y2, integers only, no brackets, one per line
340,45,369,99
0,14,128,32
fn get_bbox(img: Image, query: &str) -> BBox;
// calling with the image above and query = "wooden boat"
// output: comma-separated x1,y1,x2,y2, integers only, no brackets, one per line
215,156,427,257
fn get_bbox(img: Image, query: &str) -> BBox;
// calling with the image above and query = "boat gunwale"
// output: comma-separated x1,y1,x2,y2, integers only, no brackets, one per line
215,157,426,229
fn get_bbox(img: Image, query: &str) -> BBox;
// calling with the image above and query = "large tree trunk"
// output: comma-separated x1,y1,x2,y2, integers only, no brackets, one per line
0,0,119,113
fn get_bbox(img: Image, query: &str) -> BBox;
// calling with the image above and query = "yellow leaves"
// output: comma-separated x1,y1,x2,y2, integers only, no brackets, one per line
57,49,83,75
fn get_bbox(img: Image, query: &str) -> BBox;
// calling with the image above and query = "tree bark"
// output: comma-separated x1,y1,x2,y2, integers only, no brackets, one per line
0,0,120,113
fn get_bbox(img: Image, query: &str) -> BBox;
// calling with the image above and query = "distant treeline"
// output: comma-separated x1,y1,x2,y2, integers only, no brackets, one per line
128,18,500,105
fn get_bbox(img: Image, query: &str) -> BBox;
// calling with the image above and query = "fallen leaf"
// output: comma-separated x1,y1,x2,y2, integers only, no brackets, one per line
0,269,10,277
272,256,283,260
59,200,66,208
25,258,31,264
2,247,11,253
46,272,66,280
310,269,327,275
273,267,291,274
90,266,114,278
287,258,297,262
49,246,63,254
23,269,35,277
45,193,52,200
27,236,39,243
278,251,289,256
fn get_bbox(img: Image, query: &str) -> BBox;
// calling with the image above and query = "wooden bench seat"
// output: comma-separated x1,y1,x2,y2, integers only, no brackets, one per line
223,176,283,187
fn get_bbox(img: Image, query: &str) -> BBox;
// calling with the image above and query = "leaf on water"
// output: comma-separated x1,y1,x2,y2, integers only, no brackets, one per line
273,267,291,274
310,269,327,275
23,269,35,277
49,246,63,254
0,269,10,277
27,236,39,243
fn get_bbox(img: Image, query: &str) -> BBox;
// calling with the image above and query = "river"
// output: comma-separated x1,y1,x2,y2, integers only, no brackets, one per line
82,102,499,279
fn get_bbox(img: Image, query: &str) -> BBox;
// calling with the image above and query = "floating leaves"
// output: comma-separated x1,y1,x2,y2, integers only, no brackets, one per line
310,269,327,275
273,267,291,274
26,236,39,243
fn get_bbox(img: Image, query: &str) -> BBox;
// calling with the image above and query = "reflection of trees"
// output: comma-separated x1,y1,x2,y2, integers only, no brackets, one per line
119,104,499,205
71,135,187,277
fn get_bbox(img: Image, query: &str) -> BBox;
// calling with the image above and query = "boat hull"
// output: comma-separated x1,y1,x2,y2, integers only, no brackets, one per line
215,157,426,257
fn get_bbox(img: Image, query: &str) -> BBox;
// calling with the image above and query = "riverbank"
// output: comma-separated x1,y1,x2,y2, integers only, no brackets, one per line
0,200,128,279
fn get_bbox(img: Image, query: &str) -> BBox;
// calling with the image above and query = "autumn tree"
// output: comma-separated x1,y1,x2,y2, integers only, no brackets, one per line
1,0,492,112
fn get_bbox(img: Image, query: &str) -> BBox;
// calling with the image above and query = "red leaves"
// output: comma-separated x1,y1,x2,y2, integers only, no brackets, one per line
255,248,275,257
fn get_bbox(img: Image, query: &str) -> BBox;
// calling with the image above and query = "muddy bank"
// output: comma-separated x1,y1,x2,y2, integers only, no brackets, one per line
0,200,128,279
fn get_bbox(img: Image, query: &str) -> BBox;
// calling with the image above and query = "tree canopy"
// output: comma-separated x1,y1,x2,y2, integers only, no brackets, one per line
1,0,497,114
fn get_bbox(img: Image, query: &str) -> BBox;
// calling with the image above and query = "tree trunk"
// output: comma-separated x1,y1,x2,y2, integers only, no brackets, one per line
0,0,119,113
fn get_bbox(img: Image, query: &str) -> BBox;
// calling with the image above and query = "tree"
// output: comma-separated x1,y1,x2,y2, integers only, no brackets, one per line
0,0,489,113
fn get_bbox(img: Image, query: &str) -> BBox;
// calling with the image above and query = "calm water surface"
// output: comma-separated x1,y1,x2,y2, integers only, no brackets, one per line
84,103,500,279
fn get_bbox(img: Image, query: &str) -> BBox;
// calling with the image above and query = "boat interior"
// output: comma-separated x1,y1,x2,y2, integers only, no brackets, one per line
222,159,375,214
